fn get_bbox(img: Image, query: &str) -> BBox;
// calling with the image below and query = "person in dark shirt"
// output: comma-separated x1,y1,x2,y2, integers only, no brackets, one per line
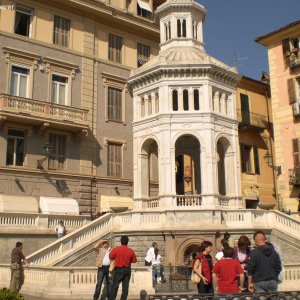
247,231,282,292
10,242,27,293
109,235,137,300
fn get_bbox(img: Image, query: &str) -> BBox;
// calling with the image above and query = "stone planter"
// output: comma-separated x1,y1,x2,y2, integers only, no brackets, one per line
258,202,276,210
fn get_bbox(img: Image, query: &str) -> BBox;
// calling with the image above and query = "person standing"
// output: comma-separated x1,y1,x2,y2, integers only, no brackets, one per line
109,236,137,300
93,239,112,300
152,248,162,284
10,242,27,293
145,242,157,266
55,220,66,238
193,241,214,294
212,247,245,294
247,231,282,292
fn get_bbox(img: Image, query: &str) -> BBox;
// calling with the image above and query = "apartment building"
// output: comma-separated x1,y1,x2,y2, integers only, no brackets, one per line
256,20,300,212
237,76,276,209
0,0,162,214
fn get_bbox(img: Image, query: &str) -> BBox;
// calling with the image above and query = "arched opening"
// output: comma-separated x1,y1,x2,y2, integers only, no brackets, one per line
175,135,201,195
217,137,233,196
177,19,181,37
182,19,186,37
148,95,152,115
141,97,145,117
183,89,189,111
194,89,199,110
141,139,159,198
155,92,159,113
172,90,178,111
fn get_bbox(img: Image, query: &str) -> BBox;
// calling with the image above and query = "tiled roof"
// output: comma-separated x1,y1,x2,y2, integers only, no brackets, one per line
255,19,300,42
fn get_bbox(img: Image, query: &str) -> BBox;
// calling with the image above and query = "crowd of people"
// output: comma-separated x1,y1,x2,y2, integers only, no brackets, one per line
192,231,282,295
9,230,282,299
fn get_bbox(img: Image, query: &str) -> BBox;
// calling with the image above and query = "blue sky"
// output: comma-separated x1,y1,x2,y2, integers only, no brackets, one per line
197,0,300,80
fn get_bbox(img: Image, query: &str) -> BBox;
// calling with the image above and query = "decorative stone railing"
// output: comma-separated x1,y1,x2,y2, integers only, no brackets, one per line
175,195,202,207
0,212,89,232
0,265,154,299
27,213,112,266
0,94,89,127
26,209,300,267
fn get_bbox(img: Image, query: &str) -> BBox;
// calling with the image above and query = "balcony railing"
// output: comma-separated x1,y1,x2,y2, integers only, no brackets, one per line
289,166,300,186
236,109,267,130
0,94,89,129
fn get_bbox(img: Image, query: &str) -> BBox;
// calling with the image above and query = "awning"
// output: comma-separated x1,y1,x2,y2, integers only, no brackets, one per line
0,194,38,213
100,196,133,213
137,0,152,12
39,197,79,215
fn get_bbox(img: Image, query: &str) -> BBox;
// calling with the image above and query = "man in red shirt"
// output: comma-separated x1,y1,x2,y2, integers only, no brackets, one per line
109,235,137,300
212,247,244,294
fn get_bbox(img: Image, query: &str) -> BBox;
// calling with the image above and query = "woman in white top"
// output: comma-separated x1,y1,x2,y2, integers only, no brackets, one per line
145,242,157,266
152,248,162,283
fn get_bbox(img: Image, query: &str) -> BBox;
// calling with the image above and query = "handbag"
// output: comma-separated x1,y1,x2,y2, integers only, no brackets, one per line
191,261,202,283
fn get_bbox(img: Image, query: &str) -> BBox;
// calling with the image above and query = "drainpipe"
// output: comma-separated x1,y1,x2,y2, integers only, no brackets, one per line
265,88,280,210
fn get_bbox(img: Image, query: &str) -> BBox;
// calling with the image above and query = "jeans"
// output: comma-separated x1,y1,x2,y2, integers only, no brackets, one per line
110,267,131,300
254,280,278,292
93,266,110,300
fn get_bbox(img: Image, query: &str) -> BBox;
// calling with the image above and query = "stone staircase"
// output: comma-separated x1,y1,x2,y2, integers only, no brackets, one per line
25,209,300,267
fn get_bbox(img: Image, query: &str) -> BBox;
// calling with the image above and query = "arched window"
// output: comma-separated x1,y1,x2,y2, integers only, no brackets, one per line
183,89,189,111
165,23,168,41
168,21,171,39
172,90,178,111
148,95,152,115
194,89,199,110
141,97,145,117
193,21,198,39
155,93,159,113
182,19,186,37
177,19,181,37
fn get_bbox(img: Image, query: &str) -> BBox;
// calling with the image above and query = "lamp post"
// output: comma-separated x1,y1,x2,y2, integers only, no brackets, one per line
263,150,281,210
42,143,53,158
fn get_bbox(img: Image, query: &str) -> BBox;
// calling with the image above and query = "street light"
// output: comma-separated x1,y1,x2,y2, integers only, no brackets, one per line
42,143,53,158
263,151,281,175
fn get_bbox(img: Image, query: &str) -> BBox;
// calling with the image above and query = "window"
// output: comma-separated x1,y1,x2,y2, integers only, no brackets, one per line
108,34,122,63
108,87,122,122
240,144,260,174
194,90,199,110
14,5,33,37
10,66,29,97
172,90,178,111
137,0,152,19
141,98,145,117
51,75,68,105
183,89,189,111
177,19,186,38
137,43,151,67
155,93,159,113
53,16,70,47
165,21,171,41
148,95,152,115
293,139,300,166
6,129,25,166
193,21,198,39
108,143,122,177
48,134,66,170
240,93,250,125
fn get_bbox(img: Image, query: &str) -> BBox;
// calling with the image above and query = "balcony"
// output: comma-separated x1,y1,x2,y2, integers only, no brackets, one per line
0,94,89,132
289,166,300,186
236,109,267,131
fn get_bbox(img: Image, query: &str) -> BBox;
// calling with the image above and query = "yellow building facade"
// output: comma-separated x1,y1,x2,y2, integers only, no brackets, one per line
257,21,300,212
237,76,276,208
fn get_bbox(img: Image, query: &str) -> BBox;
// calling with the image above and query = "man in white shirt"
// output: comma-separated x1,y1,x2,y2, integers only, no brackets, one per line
93,239,112,300
145,242,157,266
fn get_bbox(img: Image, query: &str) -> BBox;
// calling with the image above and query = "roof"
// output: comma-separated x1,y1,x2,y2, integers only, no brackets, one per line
255,19,300,43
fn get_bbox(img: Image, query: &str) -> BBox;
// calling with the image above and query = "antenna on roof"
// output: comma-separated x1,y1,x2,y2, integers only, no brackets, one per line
233,52,248,71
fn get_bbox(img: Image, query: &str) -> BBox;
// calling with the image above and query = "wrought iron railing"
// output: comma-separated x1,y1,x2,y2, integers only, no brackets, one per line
149,292,300,300
236,109,267,129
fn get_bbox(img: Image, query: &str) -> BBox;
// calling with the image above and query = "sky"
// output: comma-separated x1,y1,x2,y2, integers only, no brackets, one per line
197,0,300,80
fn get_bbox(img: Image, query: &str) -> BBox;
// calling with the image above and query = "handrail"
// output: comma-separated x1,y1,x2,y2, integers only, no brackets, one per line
26,213,112,266
236,109,267,128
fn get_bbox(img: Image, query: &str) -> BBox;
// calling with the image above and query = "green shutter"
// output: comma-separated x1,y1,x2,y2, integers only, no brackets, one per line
240,94,250,125
253,146,260,175
240,143,246,173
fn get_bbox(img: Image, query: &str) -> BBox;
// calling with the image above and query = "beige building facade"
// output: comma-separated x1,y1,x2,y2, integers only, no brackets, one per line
257,21,300,212
237,76,276,209
0,0,161,214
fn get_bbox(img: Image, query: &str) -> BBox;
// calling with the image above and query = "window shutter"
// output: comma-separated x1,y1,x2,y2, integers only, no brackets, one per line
240,143,246,173
292,138,300,166
253,146,260,175
287,78,296,104
282,38,290,56
240,94,250,124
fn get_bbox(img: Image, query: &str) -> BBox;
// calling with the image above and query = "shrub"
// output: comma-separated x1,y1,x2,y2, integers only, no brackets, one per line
0,288,24,300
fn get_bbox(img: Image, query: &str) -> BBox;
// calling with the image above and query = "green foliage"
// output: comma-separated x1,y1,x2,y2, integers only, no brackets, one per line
0,288,24,300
